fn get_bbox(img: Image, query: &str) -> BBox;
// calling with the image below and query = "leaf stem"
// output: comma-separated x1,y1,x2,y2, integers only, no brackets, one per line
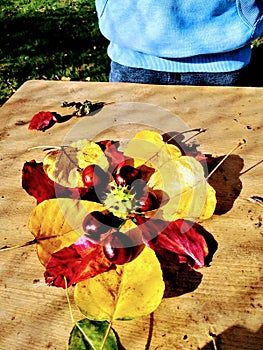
27,145,61,151
0,239,37,252
0,232,72,253
165,128,205,143
239,159,263,176
143,128,206,167
100,321,113,350
64,277,75,324
206,139,246,180
65,278,95,348
76,322,96,349
184,128,207,143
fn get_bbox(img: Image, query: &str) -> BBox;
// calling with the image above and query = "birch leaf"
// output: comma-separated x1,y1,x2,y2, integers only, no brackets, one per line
43,147,80,187
28,198,104,265
68,319,118,350
148,156,216,221
74,247,165,321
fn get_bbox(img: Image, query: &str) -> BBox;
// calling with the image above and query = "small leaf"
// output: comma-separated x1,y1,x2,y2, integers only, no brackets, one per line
68,319,118,350
43,146,81,187
74,247,165,321
101,141,127,171
28,111,60,131
28,198,105,265
73,139,108,171
124,130,182,169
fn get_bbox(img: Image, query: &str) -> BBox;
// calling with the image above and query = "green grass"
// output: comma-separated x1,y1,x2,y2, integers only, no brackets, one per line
0,0,109,106
0,0,262,106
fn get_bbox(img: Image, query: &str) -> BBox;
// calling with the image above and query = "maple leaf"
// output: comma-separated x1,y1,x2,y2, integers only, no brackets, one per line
28,111,62,132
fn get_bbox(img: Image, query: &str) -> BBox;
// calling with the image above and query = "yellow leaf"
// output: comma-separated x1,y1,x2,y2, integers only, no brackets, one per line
125,130,216,221
43,140,108,187
43,147,80,187
148,156,216,221
72,139,108,171
28,198,105,265
124,130,182,168
74,247,165,321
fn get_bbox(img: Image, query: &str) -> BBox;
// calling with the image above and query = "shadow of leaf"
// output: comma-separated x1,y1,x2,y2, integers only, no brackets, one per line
207,155,244,215
202,324,263,350
159,255,203,298
156,223,218,298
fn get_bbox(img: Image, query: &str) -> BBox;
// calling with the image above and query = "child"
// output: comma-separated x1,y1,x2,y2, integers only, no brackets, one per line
95,1,263,86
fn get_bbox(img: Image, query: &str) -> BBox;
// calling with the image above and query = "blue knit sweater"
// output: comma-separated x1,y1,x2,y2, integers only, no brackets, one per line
96,0,263,72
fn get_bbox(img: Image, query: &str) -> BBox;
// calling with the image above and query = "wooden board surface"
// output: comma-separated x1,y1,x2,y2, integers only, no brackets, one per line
0,81,262,350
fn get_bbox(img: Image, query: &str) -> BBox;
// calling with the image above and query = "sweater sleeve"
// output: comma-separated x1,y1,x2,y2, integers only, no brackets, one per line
239,0,263,39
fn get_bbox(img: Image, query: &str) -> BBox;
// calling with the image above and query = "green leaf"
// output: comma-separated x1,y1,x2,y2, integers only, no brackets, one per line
68,318,118,350
74,247,165,321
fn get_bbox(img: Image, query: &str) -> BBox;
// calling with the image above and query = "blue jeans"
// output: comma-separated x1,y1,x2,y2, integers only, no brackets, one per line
109,61,244,86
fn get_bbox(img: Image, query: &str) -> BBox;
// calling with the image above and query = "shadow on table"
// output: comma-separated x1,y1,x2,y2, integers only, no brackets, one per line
158,253,204,298
157,239,217,299
202,324,263,350
207,154,244,215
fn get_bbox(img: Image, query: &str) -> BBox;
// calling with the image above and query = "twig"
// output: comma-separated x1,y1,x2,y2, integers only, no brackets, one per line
206,139,246,180
184,128,207,142
239,159,263,176
0,239,37,252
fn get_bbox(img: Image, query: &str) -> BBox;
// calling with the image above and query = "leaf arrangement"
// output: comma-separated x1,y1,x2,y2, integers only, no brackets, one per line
5,104,237,349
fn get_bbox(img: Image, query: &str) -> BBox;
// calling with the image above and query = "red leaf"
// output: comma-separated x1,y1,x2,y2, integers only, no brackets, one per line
44,237,113,288
22,160,72,204
103,142,127,171
22,161,102,204
96,140,114,151
137,216,209,269
28,111,60,132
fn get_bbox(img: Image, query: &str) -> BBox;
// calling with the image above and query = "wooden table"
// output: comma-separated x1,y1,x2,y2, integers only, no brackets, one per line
0,81,262,350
